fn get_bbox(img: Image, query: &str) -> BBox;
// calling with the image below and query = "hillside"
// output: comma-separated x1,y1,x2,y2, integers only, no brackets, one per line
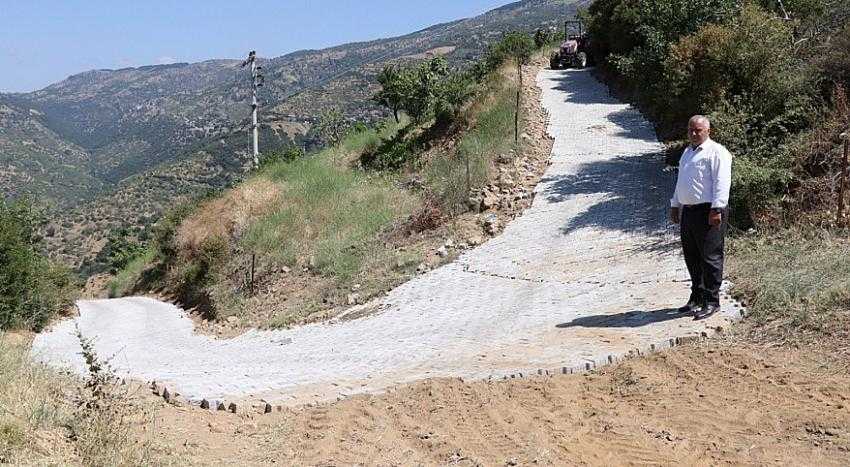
0,0,586,272
0,97,102,207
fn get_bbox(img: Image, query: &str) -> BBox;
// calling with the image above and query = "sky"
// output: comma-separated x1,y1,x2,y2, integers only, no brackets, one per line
0,0,513,93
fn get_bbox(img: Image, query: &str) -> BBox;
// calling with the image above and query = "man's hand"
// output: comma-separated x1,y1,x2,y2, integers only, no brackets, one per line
670,207,680,225
709,210,722,226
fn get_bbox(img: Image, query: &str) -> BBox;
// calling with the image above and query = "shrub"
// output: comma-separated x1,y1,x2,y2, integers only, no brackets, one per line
101,227,146,274
259,146,305,169
534,28,556,49
315,109,349,147
586,0,850,226
361,133,417,170
107,249,154,298
0,200,76,331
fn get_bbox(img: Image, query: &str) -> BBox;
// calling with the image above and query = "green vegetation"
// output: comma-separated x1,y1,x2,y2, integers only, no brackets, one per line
314,109,350,147
426,78,520,213
727,232,850,341
0,200,76,331
109,31,548,325
587,0,850,339
107,248,154,298
243,152,416,281
373,56,476,133
587,0,850,227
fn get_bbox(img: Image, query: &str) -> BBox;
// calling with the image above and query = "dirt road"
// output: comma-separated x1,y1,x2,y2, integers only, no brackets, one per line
150,342,850,465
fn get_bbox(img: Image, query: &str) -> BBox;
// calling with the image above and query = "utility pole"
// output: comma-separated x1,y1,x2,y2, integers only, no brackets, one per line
241,51,264,169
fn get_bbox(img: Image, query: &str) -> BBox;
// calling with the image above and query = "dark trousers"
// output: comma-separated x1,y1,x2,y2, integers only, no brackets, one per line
680,203,726,306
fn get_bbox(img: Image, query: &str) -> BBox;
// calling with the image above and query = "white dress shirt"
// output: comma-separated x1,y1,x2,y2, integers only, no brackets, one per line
670,138,732,209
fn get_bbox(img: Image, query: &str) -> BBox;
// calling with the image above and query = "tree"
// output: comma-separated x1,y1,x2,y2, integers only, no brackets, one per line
374,57,470,126
315,109,349,147
102,227,146,274
534,28,555,49
374,65,414,123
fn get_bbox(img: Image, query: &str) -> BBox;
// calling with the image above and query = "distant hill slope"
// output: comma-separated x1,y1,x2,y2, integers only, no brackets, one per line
0,0,586,271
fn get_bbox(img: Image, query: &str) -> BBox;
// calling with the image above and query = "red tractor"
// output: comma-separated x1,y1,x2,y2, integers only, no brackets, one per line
550,20,590,69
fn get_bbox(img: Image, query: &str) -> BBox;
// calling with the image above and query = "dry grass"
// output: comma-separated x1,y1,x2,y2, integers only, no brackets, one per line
0,334,167,465
176,178,282,258
727,230,850,347
242,133,419,281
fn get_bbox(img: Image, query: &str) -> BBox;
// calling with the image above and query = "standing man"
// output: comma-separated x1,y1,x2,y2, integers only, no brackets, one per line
670,115,732,320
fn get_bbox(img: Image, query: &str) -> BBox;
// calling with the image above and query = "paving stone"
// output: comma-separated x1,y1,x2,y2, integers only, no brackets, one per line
30,69,741,406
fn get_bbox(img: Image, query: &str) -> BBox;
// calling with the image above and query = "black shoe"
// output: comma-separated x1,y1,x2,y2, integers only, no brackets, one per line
678,301,702,314
694,303,720,320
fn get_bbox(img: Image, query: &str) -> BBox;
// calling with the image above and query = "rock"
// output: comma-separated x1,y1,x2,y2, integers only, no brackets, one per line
467,196,483,212
444,239,455,249
228,402,238,414
416,263,429,274
352,283,361,291
346,293,361,305
499,176,515,188
436,246,448,257
482,214,499,235
280,265,291,274
200,399,211,410
162,387,171,402
226,316,238,324
217,401,227,411
481,193,499,210
264,402,273,414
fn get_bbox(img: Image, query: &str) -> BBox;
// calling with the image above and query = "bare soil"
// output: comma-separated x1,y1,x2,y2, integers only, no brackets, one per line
145,341,850,465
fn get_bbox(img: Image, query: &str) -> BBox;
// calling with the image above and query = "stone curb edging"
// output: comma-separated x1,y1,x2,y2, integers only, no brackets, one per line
146,305,746,416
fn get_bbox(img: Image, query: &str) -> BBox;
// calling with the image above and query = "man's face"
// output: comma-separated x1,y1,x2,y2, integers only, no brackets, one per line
688,119,710,147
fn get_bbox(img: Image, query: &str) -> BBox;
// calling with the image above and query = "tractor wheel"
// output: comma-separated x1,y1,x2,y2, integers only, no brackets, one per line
577,52,588,69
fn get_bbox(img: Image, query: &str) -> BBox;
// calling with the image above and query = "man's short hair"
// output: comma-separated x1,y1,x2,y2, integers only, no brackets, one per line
689,115,711,128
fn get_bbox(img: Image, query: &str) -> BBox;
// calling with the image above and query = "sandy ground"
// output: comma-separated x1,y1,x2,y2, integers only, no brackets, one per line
146,341,850,465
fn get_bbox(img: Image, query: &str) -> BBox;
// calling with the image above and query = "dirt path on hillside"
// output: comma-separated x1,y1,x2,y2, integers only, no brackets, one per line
148,342,850,465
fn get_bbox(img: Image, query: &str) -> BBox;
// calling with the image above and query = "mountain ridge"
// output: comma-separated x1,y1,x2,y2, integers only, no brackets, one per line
0,0,586,272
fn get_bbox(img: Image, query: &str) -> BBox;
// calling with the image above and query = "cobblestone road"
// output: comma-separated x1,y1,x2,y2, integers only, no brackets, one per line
32,69,740,406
